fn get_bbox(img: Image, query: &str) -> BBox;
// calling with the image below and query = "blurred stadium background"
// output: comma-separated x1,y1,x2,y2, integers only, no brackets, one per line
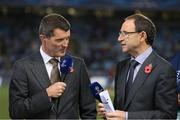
0,0,180,118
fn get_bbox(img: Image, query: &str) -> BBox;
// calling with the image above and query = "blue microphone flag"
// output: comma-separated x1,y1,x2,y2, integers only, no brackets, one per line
89,82,104,102
60,55,73,74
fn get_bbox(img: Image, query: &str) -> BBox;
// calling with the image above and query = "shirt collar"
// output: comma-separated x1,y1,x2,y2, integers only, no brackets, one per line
40,46,60,64
131,47,153,65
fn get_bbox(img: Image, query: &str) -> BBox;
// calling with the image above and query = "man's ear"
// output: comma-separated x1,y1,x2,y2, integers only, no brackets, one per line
39,34,45,39
39,34,46,42
140,31,147,41
141,31,147,39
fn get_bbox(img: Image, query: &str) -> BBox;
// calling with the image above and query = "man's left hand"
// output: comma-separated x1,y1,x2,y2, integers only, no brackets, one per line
106,110,126,120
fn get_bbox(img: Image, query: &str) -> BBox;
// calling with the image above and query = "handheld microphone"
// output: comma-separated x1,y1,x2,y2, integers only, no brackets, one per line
60,54,73,82
57,54,73,111
90,82,115,112
89,82,104,102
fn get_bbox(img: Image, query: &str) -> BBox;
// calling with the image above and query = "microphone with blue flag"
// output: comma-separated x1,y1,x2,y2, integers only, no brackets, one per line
90,82,115,112
89,82,104,102
57,54,73,111
60,54,73,82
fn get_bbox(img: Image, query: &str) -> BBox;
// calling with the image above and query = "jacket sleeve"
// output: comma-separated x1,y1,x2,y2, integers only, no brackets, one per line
78,60,97,119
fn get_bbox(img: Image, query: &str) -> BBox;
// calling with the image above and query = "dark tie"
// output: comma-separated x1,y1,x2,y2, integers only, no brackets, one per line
125,60,139,102
49,58,61,84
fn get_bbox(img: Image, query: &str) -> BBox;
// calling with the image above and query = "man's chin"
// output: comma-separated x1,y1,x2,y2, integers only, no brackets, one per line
53,52,66,57
59,52,66,57
122,49,128,53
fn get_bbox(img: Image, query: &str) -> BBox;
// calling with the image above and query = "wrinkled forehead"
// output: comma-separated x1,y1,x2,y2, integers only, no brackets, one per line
53,28,70,36
50,28,70,40
121,19,136,32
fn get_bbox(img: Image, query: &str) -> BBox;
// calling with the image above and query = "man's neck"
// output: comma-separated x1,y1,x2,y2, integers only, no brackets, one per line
131,45,151,58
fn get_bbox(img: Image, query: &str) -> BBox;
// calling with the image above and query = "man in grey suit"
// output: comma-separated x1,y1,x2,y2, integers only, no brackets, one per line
9,13,96,119
98,14,177,119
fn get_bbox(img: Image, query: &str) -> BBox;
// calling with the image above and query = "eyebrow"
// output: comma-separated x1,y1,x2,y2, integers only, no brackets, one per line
55,36,70,41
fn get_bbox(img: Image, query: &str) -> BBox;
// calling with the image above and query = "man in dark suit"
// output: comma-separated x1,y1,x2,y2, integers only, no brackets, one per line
98,14,177,119
9,13,96,119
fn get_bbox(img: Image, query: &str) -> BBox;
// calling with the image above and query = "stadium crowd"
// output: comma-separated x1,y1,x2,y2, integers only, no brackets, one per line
0,11,180,86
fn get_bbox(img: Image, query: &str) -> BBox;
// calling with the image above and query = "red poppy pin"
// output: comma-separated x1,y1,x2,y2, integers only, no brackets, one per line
144,64,152,74
70,67,74,73
69,61,74,73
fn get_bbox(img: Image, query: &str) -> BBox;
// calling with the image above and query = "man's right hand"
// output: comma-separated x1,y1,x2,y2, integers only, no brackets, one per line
97,103,106,118
46,82,66,98
178,94,180,106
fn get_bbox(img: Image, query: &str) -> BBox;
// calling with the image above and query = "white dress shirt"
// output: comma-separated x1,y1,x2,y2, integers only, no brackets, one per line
128,47,153,82
40,46,61,78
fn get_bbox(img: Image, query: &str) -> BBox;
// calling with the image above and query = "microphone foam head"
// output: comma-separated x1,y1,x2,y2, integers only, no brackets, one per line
89,82,104,102
60,55,73,74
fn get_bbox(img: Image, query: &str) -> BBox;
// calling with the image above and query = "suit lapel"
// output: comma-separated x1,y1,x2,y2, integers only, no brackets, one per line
57,73,72,113
30,52,51,89
116,59,131,110
124,51,157,109
57,55,74,113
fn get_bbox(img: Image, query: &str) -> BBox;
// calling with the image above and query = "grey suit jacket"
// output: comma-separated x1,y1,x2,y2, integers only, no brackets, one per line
9,52,96,119
114,51,177,119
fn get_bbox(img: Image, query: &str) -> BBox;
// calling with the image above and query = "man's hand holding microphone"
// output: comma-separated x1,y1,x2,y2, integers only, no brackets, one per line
46,55,73,98
46,82,66,98
90,82,126,120
98,102,126,120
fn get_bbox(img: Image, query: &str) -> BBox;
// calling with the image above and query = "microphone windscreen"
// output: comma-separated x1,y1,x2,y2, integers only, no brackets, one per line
89,82,104,102
60,55,73,74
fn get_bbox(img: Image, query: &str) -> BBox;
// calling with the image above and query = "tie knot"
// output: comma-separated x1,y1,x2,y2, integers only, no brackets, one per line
49,58,59,66
130,60,139,68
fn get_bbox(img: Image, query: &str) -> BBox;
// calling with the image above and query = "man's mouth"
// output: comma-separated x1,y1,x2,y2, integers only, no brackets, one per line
57,48,65,53
121,43,126,46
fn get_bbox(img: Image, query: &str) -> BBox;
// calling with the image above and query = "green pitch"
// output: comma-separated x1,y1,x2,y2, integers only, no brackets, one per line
0,85,114,119
0,85,9,119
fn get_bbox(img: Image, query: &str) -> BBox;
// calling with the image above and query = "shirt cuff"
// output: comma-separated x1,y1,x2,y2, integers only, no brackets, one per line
125,112,128,120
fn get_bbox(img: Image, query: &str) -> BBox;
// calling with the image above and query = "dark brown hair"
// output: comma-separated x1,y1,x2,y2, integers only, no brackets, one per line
39,13,71,38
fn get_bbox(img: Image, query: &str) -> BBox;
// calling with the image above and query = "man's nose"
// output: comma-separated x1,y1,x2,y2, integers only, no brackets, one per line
62,39,69,47
118,35,123,42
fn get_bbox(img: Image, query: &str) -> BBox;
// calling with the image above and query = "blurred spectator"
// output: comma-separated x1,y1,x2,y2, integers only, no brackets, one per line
0,11,180,88
169,40,180,119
